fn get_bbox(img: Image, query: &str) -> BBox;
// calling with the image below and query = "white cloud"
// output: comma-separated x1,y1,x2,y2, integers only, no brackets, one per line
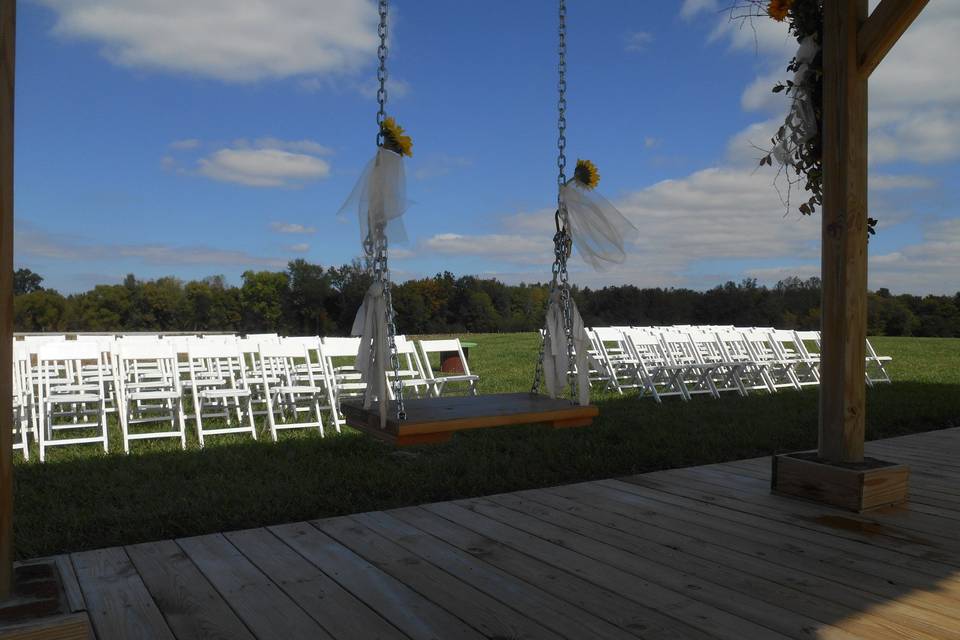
625,31,654,52
869,219,960,294
169,138,200,150
270,222,317,234
870,174,936,191
36,0,378,82
870,109,960,165
417,167,822,288
287,243,310,253
412,154,472,180
16,223,286,268
680,0,719,21
198,148,331,187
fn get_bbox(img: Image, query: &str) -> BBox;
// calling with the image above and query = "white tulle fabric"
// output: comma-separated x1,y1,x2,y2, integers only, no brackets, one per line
560,183,638,271
337,147,408,245
351,281,390,428
339,147,411,429
541,289,590,406
773,35,820,166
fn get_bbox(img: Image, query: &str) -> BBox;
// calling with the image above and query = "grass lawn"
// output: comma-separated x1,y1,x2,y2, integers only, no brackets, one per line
13,334,960,559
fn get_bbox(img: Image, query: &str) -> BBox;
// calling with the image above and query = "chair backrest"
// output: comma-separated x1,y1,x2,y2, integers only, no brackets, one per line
36,342,106,394
246,333,280,343
37,341,102,363
22,335,66,344
321,336,361,358
417,338,473,376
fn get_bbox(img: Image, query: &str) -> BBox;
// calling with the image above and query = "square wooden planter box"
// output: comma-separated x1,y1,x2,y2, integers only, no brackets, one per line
771,450,909,512
0,561,91,640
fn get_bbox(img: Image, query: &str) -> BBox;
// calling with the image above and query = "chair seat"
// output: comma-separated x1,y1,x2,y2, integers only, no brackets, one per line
46,393,100,403
199,388,251,399
435,374,479,384
128,390,180,401
276,385,321,395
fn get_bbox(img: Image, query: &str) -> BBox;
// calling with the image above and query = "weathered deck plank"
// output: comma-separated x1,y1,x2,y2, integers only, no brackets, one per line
48,427,960,640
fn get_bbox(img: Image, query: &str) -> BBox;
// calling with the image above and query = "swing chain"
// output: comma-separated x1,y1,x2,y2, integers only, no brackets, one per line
366,0,404,422
532,0,579,404
367,227,406,421
376,0,388,146
556,0,567,196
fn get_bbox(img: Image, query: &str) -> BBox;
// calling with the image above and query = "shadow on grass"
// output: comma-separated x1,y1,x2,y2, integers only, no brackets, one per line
14,381,960,558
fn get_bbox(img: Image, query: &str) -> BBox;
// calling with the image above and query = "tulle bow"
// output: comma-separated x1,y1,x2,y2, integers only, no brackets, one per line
560,183,638,271
542,289,591,406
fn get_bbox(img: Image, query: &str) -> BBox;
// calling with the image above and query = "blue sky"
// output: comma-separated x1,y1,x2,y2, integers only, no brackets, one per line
13,0,960,294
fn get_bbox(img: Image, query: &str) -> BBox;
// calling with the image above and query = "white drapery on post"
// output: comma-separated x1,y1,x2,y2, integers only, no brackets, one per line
559,183,638,271
339,147,409,429
541,289,590,407
773,35,820,166
351,281,389,428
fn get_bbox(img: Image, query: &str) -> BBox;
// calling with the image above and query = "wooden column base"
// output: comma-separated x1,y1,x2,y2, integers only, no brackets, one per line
0,561,91,639
771,451,909,512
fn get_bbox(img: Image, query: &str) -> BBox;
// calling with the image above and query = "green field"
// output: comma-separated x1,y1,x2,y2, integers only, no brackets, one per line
12,334,960,558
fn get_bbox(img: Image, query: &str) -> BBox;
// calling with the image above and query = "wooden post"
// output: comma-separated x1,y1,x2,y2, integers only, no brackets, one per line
818,0,869,464
0,0,13,601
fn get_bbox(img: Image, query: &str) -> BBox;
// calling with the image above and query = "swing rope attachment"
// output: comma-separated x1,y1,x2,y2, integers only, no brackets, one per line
532,0,579,404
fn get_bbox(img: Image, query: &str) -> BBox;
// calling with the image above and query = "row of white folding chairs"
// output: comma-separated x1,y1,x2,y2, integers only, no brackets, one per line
11,334,480,460
585,326,891,402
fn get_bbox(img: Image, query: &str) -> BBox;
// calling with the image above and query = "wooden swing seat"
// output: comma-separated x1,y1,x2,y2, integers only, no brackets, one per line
342,392,598,446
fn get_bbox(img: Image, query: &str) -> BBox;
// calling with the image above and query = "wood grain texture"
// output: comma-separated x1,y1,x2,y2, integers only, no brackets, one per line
125,539,254,640
0,0,15,602
0,612,91,640
71,548,174,640
858,0,929,76
224,527,405,640
35,428,960,640
177,534,332,640
819,0,870,463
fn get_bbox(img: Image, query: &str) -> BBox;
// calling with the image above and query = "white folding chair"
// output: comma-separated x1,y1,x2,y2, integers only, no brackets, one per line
115,342,187,452
588,327,643,394
36,342,109,461
769,329,819,388
715,331,773,394
417,339,479,397
685,330,744,396
321,337,366,429
259,341,330,440
659,331,719,399
186,341,257,446
12,342,35,453
622,329,686,402
388,336,432,399
742,330,800,391
865,338,893,385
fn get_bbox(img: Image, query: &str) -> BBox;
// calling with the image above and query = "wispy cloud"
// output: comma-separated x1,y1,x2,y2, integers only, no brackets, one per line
35,0,378,83
287,243,310,253
169,138,200,150
16,222,286,268
270,222,317,234
412,154,472,180
625,31,654,52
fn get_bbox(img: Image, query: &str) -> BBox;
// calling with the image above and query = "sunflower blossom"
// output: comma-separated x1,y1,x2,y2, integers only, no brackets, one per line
767,0,793,22
574,159,600,190
381,116,413,157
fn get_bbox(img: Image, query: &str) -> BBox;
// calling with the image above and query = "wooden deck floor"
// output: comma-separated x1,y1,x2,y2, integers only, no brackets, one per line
52,428,960,640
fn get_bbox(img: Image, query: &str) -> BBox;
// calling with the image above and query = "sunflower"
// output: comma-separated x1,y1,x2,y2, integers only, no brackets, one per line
767,0,793,22
380,116,413,157
573,159,600,190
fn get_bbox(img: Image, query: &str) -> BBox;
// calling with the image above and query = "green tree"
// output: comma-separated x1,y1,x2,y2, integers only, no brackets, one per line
13,268,44,295
241,270,290,332
14,289,67,331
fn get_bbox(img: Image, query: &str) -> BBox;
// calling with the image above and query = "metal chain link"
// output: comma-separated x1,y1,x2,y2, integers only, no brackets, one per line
532,0,579,404
375,0,388,146
365,0,405,421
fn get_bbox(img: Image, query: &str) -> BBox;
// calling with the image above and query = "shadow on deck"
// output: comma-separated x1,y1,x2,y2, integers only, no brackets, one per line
30,427,960,639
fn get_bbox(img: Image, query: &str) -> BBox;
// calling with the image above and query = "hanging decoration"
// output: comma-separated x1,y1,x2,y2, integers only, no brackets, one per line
731,1,877,236
336,0,408,428
532,0,637,406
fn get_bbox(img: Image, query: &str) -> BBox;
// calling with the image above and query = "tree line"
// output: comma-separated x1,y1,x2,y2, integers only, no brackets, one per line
12,263,960,337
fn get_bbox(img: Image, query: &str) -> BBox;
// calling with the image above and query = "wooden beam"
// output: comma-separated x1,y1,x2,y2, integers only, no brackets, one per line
819,0,869,464
0,0,14,602
858,0,928,77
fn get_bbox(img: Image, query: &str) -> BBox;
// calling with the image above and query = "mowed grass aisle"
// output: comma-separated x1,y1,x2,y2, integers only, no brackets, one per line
13,334,960,558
